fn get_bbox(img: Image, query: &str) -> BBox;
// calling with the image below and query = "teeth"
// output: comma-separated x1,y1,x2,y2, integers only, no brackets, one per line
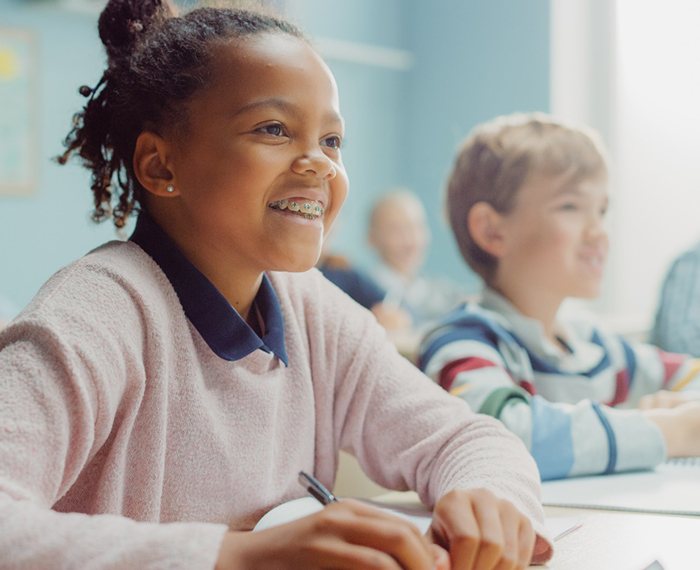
269,199,325,219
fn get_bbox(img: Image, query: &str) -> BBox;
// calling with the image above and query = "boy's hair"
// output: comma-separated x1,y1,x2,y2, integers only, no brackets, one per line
57,0,304,229
446,112,608,282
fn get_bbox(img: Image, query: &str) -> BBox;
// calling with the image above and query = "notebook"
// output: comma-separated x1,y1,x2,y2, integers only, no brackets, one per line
541,457,700,515
254,495,581,541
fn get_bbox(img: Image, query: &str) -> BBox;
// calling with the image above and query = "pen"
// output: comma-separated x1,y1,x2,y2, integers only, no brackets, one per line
298,470,338,505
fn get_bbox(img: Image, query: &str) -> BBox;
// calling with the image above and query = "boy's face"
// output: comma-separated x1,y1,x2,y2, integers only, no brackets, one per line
496,173,609,301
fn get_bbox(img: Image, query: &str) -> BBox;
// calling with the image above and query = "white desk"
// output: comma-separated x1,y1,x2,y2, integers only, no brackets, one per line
375,493,700,570
542,506,699,570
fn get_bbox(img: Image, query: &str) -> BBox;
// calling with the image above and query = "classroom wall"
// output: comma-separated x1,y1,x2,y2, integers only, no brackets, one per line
0,0,550,310
402,0,551,290
0,0,114,309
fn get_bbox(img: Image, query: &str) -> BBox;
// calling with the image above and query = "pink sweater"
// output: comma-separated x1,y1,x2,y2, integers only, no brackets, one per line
0,240,551,568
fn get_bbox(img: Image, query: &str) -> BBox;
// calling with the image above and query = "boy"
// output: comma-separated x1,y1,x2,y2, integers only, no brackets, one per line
419,113,700,480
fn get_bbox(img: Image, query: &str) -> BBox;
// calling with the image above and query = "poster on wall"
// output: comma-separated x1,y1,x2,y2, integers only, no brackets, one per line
0,29,38,197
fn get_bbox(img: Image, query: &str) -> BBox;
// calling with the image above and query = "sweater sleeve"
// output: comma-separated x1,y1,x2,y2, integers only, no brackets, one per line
0,303,227,568
324,289,553,564
420,324,666,480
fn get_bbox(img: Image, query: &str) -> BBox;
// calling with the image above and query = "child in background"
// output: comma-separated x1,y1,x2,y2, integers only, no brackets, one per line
420,113,700,481
317,248,412,331
0,2,552,568
651,240,700,356
369,191,468,325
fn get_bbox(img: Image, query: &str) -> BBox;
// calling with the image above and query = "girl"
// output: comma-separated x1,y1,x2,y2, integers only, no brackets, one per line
0,1,552,568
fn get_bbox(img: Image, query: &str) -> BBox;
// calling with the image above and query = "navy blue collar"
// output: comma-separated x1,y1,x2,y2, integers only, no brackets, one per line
130,213,288,365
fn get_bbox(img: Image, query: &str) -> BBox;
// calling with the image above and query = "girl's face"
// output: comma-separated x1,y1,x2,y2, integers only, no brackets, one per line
496,173,609,301
166,33,348,276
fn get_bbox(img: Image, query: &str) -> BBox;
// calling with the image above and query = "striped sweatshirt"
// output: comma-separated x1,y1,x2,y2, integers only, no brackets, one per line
419,288,700,480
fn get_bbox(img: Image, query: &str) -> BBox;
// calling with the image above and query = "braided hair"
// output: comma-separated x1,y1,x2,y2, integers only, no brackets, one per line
57,0,303,229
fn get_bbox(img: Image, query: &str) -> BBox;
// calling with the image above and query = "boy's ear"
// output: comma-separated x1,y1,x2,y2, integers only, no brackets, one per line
468,202,507,258
133,131,178,197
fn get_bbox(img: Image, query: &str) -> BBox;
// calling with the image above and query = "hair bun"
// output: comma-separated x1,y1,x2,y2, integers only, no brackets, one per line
98,0,174,63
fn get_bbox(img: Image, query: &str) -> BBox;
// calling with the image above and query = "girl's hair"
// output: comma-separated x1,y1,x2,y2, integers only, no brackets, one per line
57,0,304,228
445,112,609,282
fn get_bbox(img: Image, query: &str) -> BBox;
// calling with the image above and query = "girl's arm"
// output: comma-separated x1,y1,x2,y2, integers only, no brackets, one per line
0,332,228,569
318,282,553,565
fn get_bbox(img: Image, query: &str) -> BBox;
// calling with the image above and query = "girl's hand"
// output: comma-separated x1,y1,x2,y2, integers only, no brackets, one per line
638,390,694,410
428,488,541,570
216,499,448,569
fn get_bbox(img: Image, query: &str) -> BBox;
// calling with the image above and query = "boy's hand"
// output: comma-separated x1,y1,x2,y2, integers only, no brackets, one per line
428,488,542,570
638,390,696,410
216,499,448,570
644,400,700,457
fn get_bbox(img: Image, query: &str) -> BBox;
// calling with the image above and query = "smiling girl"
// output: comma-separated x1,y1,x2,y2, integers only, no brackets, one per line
0,3,552,568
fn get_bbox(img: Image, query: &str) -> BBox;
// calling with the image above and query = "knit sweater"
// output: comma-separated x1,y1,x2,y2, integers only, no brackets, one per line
419,288,700,481
0,231,552,568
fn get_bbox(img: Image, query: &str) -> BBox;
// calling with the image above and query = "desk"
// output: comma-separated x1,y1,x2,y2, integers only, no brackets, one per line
375,492,700,570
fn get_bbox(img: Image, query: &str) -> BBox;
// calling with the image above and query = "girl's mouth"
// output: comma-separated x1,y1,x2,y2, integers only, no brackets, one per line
269,199,325,220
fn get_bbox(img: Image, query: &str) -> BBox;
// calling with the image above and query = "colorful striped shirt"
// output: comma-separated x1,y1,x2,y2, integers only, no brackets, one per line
419,288,700,480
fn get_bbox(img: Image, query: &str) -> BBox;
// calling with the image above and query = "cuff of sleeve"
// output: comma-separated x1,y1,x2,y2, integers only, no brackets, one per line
605,410,667,472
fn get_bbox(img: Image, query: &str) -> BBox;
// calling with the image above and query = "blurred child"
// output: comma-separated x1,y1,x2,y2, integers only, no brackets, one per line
0,2,552,568
317,249,412,331
651,240,700,356
420,113,700,481
369,191,467,325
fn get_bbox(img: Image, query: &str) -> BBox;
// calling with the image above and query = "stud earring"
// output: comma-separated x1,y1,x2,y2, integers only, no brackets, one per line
165,184,175,194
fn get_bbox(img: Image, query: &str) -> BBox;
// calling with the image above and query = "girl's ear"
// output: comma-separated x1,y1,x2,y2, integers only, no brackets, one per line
467,202,507,258
133,131,178,197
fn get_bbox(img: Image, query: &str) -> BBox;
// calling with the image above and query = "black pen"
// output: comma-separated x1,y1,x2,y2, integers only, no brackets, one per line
298,470,339,505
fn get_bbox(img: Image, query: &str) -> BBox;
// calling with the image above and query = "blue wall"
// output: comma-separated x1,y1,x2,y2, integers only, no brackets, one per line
0,0,549,311
0,1,114,309
403,0,551,290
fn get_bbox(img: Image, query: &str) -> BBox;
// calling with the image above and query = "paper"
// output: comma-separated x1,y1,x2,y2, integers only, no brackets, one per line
254,496,581,541
541,458,700,515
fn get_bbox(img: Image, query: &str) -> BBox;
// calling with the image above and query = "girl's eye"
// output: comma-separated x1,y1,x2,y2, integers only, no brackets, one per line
560,203,578,211
322,135,343,150
257,124,287,137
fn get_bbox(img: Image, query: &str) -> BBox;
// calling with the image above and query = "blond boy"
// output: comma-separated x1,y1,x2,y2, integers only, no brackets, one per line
419,113,700,480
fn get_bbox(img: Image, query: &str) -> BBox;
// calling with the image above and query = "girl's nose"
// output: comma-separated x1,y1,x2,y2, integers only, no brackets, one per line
292,150,337,180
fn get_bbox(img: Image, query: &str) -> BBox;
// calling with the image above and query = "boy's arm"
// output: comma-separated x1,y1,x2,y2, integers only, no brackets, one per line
616,335,700,403
421,331,666,480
